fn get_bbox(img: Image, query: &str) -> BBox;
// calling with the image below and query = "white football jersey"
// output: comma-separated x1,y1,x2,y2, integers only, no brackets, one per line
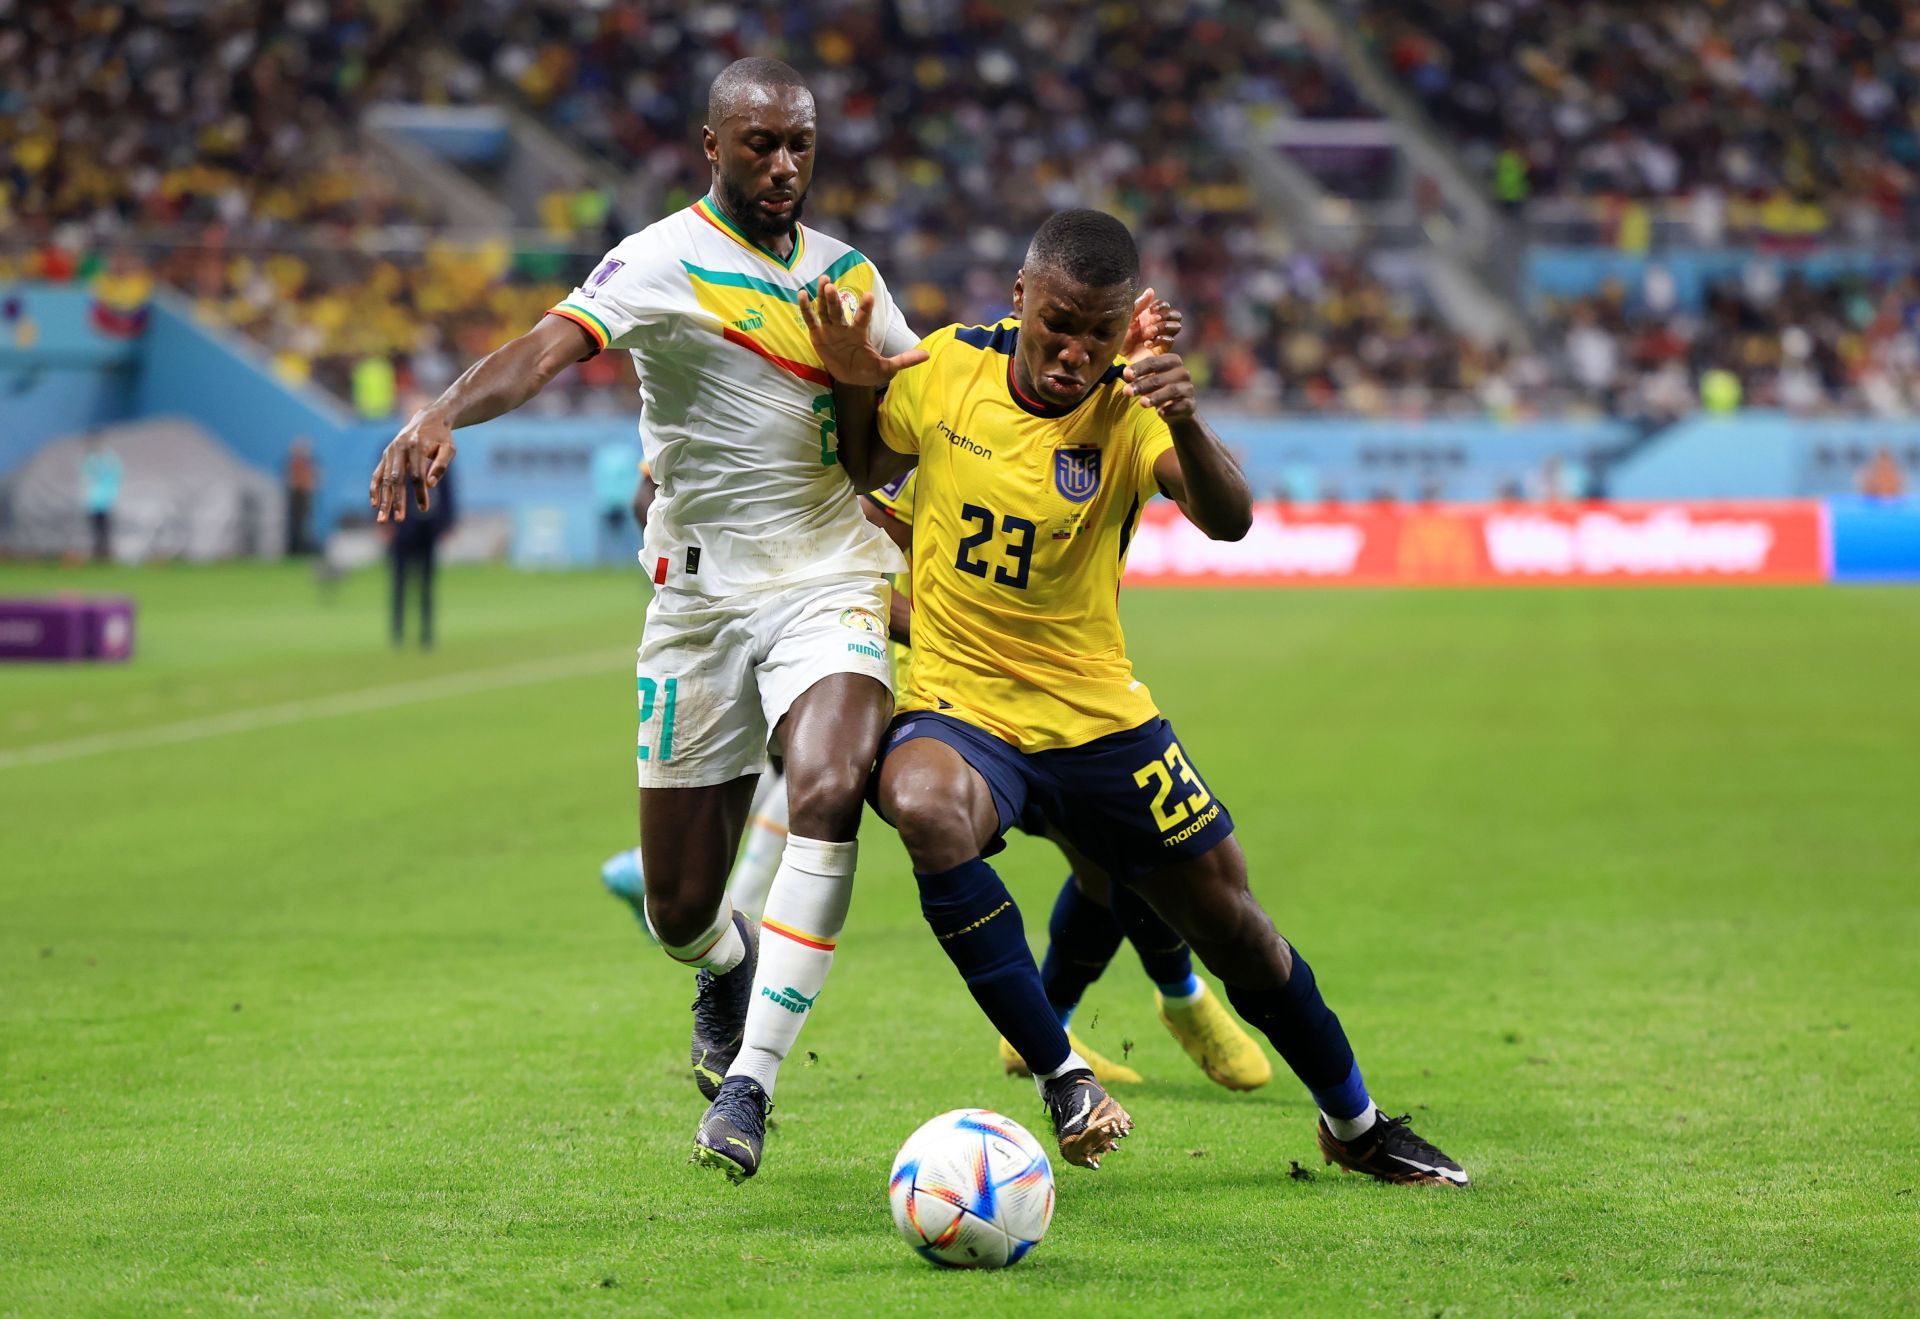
549,195,914,595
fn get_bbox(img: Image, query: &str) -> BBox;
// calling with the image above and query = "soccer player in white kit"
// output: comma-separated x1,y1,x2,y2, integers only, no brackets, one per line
370,58,928,1182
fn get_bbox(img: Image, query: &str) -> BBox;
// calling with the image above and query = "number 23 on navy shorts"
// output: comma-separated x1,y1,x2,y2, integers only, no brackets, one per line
635,574,893,788
876,712,1234,884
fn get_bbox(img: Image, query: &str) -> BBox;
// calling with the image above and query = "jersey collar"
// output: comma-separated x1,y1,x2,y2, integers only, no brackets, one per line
692,193,806,270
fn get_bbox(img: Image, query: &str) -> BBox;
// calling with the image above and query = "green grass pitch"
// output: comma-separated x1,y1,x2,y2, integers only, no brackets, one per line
2,563,1916,1315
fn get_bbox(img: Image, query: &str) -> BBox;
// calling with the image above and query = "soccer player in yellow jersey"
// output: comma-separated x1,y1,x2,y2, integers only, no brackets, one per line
865,436,1271,1095
802,210,1467,1184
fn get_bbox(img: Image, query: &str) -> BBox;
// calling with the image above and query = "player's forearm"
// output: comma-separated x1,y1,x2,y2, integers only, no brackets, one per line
865,444,917,488
1169,416,1252,541
830,382,884,487
835,383,917,489
887,588,912,645
422,330,574,431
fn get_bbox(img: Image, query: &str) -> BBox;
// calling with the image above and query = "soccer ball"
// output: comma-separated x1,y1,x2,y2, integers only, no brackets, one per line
888,1108,1054,1269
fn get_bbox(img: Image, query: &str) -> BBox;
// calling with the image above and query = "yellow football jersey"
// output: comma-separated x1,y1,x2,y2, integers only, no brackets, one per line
866,469,917,526
878,319,1174,752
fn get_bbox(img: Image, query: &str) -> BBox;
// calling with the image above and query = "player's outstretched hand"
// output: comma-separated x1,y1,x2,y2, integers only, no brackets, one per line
369,411,455,522
1123,353,1197,423
797,277,929,387
1122,287,1182,364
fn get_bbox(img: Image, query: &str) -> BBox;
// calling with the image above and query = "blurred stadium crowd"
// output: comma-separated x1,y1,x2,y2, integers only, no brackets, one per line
1353,0,1920,241
3,0,1918,419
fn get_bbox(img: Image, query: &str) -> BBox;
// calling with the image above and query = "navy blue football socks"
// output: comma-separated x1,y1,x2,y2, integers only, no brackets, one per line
1039,875,1125,1026
1109,883,1200,998
917,857,1071,1076
1223,944,1372,1120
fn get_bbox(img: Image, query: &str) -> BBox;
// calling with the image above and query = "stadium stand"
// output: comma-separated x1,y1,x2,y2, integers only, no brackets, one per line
0,0,428,234
6,0,1920,434
414,1,1388,377
1537,267,1920,419
1345,0,1920,244
9,1,1451,415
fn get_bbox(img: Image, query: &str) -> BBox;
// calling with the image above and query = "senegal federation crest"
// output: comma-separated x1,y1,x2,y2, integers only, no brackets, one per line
838,607,885,636
1054,446,1102,503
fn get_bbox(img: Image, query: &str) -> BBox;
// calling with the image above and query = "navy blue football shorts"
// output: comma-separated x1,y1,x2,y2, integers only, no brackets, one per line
874,711,1234,884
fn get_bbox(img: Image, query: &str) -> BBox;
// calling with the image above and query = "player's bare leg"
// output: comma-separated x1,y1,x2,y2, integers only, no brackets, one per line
639,777,761,1100
694,673,890,1180
881,738,1131,1170
602,768,788,927
1127,838,1468,1186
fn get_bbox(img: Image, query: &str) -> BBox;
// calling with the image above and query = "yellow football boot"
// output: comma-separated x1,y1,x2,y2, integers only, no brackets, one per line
997,1030,1142,1085
1157,983,1271,1090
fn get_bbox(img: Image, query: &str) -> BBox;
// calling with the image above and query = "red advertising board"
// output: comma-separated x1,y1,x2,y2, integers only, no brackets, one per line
1123,501,1829,587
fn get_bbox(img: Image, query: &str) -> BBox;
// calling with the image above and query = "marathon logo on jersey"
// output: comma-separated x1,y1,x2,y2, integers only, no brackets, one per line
1054,446,1102,503
937,420,991,460
583,257,625,299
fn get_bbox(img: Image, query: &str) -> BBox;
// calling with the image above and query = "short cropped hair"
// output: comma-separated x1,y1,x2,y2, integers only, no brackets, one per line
1022,209,1140,290
708,57,812,125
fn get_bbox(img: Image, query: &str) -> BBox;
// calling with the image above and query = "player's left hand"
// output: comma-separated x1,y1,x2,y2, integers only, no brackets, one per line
1123,353,1196,423
1121,288,1182,364
798,277,929,387
369,409,455,522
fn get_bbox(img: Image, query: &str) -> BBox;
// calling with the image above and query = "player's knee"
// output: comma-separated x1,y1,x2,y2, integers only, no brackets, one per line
886,782,978,873
1071,868,1111,906
784,760,868,840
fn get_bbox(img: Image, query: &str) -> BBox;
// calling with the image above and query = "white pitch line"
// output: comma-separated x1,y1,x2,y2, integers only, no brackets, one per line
0,649,620,773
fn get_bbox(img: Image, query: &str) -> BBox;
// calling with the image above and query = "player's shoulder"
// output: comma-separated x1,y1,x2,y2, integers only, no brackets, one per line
947,317,1019,357
918,316,1018,361
584,210,697,284
797,223,871,275
1087,358,1139,418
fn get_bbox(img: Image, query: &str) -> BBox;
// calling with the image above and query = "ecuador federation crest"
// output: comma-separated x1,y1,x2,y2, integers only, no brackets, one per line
1054,446,1102,503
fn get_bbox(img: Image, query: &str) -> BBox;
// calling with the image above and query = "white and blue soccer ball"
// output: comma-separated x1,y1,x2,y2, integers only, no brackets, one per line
888,1108,1054,1269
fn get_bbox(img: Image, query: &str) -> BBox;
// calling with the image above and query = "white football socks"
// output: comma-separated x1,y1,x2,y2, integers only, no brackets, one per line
650,900,746,976
1324,1103,1380,1142
725,770,790,925
726,835,856,1096
1032,1048,1092,1092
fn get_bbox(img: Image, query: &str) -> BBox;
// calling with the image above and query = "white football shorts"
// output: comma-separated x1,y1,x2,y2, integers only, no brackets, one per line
634,573,893,788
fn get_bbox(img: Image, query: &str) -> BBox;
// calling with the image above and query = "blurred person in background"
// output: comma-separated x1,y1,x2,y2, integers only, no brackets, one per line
285,438,318,557
80,432,123,564
1527,454,1568,504
1858,446,1907,499
389,466,455,650
591,438,642,565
